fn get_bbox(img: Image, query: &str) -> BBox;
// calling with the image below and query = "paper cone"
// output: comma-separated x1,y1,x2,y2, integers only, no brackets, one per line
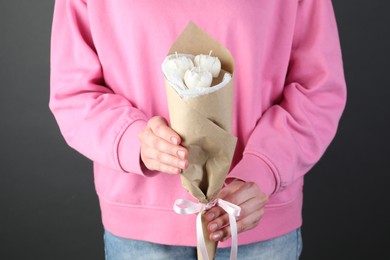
197,213,217,260
164,22,237,260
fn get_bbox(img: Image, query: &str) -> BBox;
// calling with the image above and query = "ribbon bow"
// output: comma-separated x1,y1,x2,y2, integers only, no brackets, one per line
173,198,241,260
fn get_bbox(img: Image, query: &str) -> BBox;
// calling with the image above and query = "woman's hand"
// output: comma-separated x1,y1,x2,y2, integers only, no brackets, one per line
138,116,188,174
206,180,269,242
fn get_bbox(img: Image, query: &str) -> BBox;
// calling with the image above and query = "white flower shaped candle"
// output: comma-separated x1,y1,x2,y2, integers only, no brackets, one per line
184,67,213,89
166,53,194,79
194,51,221,78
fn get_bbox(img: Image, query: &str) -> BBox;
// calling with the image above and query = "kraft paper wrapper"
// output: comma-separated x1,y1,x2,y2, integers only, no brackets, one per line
164,22,237,260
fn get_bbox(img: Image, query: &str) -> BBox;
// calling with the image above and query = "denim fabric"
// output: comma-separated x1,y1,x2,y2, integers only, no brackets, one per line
104,228,302,260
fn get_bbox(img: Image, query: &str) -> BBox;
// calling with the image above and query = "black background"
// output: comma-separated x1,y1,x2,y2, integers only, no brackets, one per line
1,1,389,259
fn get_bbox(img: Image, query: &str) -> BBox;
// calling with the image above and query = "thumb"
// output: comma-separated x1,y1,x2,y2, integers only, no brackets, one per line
148,116,181,145
218,179,244,199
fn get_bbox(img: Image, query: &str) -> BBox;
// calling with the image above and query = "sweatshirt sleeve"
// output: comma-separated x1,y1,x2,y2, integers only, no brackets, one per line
228,0,347,195
49,0,148,175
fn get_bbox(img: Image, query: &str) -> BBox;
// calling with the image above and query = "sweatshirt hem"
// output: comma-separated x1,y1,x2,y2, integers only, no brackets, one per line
98,190,303,247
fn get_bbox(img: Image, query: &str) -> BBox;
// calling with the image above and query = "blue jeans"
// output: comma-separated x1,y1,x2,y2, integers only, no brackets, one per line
104,228,302,260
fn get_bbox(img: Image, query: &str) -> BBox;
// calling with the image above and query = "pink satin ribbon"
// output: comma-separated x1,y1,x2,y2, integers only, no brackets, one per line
173,198,241,260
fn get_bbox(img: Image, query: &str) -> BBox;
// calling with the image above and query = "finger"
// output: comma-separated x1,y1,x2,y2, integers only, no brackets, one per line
141,158,182,175
208,205,264,244
213,182,269,221
205,204,224,221
207,199,259,237
141,145,188,170
208,195,262,232
221,182,263,207
148,116,182,145
219,191,268,229
211,207,265,242
235,195,267,222
217,179,244,199
208,211,229,242
205,182,248,223
139,128,188,159
208,211,229,233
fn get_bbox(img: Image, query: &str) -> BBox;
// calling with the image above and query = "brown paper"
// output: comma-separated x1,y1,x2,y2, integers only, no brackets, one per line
197,213,217,259
164,22,237,260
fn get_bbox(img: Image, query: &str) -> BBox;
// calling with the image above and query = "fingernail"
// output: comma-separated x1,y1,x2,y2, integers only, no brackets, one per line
170,137,179,145
177,150,185,159
212,233,222,241
209,223,218,232
206,212,215,221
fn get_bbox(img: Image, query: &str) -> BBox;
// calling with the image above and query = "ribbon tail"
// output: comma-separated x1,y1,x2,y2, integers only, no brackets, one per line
197,211,210,260
216,199,240,260
228,213,238,260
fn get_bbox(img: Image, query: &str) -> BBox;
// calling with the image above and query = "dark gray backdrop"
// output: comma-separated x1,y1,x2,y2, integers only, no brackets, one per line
1,1,389,259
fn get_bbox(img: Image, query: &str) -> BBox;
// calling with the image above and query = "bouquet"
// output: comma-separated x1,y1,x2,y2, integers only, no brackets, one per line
162,22,239,260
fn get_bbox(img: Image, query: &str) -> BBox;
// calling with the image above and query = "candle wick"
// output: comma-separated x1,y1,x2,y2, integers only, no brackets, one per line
175,51,178,59
209,50,213,56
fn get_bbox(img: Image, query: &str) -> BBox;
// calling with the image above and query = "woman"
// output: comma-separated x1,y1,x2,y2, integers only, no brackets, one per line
50,0,346,259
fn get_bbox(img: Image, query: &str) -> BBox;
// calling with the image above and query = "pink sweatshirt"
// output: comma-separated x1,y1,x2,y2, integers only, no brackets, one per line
50,0,346,247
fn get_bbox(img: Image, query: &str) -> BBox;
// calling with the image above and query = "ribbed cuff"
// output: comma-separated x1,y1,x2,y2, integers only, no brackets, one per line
226,153,277,196
117,119,152,176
